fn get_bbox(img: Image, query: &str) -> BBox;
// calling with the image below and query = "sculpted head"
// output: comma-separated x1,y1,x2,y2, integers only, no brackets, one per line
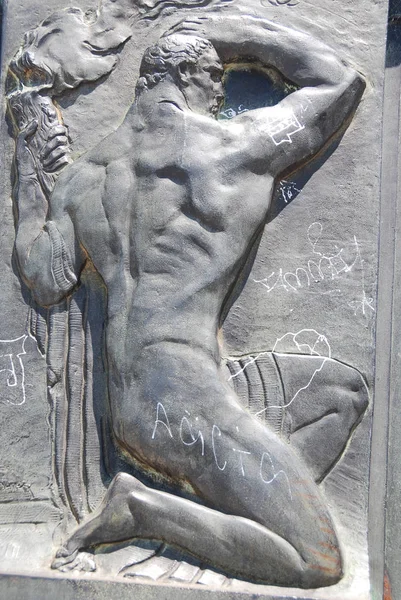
136,34,225,116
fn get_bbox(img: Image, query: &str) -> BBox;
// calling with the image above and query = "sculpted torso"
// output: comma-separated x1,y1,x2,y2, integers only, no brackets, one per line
52,100,274,363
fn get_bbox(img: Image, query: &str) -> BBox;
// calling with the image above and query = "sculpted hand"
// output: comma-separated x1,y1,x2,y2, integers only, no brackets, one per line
16,120,39,178
40,124,71,173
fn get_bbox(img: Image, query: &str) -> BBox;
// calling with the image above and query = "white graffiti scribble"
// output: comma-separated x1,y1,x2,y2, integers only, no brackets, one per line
279,180,301,204
212,424,227,471
259,450,293,500
219,104,249,120
272,329,331,358
264,0,299,6
348,259,375,316
219,104,304,145
150,404,292,496
180,414,205,456
253,222,375,317
0,335,28,406
229,329,331,414
232,448,252,477
348,291,375,315
265,108,304,145
151,402,174,439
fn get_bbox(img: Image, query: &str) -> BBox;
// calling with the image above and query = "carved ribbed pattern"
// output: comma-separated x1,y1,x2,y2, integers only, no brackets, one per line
29,303,47,356
82,274,109,513
65,289,88,521
45,221,77,293
226,353,285,435
47,302,69,509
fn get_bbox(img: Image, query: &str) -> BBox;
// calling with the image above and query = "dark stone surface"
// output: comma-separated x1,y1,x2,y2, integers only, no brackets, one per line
0,0,391,597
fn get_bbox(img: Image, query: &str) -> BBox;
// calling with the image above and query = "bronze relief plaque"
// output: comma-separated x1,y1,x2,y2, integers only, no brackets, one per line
0,0,390,598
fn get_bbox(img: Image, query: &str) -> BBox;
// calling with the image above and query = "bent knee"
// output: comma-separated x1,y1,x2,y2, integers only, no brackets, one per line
339,365,369,418
294,508,343,589
326,360,369,418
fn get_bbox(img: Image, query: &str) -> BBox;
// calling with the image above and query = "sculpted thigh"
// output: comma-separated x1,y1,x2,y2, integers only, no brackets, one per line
112,343,241,476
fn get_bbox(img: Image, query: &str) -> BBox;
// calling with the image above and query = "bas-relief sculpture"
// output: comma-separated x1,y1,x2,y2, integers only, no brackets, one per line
2,0,375,594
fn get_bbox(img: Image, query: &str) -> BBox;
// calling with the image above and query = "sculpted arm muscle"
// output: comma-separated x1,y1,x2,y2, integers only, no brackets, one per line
239,70,364,177
182,14,365,176
14,128,85,306
230,17,364,175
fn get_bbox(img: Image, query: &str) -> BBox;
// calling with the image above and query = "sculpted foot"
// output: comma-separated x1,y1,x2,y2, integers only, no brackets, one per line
52,550,96,572
51,547,79,570
51,472,146,570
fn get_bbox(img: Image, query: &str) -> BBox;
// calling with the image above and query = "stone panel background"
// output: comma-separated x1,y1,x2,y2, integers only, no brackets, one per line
0,0,390,598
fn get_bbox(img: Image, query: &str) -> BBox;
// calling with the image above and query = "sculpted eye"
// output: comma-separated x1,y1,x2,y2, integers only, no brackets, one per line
211,70,222,82
204,66,223,82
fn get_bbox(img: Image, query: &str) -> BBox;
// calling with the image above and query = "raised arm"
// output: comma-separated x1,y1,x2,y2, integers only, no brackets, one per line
14,122,83,306
175,14,365,177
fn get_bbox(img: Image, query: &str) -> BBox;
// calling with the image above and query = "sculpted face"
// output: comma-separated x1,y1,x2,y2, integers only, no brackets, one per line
180,47,225,117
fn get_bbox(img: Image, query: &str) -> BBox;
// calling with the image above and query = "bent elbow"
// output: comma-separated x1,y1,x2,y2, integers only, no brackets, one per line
349,69,366,103
20,265,71,308
16,248,74,308
31,281,71,308
339,66,366,109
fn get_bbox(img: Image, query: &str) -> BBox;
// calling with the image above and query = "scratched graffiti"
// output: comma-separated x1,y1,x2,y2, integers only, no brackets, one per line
218,104,249,120
278,179,301,204
0,537,20,560
151,403,293,500
0,336,28,406
229,328,331,416
220,103,304,145
265,108,304,145
253,222,375,317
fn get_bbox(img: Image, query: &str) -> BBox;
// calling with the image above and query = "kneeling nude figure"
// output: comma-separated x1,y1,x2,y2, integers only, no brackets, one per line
15,14,367,588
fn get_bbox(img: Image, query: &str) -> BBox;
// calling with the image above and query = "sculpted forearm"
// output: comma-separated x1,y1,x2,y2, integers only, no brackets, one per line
14,129,78,306
188,14,363,90
15,174,52,296
15,182,78,306
15,173,48,255
209,15,366,176
15,225,68,307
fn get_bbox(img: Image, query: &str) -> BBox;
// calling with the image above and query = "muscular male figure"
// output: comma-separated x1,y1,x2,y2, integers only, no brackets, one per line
15,16,366,587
